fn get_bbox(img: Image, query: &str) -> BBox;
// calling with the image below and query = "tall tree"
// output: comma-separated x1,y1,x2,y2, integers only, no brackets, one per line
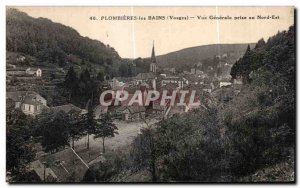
64,67,78,101
96,71,104,81
67,110,85,150
84,99,96,150
94,113,118,153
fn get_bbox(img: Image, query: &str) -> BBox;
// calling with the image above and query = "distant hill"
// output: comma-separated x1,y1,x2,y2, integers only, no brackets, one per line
6,8,121,75
156,43,255,70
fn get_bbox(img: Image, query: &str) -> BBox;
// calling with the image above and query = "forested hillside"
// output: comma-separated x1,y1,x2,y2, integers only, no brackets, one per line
231,25,295,129
231,25,295,84
6,8,121,75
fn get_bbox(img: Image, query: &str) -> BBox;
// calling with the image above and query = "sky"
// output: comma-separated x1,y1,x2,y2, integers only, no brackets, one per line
13,6,294,59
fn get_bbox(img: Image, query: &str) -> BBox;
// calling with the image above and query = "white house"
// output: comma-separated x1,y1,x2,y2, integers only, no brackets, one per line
16,56,26,63
161,76,185,89
25,68,42,77
7,91,47,115
220,81,232,88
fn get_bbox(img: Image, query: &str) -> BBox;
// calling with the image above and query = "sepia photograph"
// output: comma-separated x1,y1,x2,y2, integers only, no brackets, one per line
5,6,295,183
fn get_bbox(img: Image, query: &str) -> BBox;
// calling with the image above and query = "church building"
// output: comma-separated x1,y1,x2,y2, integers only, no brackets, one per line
149,41,158,73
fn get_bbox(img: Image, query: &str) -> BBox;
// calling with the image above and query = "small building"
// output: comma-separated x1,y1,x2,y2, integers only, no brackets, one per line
26,68,42,77
16,55,26,63
7,91,48,115
161,76,185,89
117,106,146,121
220,81,232,88
29,160,58,182
107,78,120,89
29,148,90,182
7,63,16,69
20,96,47,115
135,72,156,89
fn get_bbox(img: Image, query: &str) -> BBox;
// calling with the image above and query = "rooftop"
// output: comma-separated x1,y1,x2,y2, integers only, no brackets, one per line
51,104,83,114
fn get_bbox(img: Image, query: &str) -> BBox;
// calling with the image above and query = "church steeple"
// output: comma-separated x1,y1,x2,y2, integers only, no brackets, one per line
149,41,158,73
151,40,156,64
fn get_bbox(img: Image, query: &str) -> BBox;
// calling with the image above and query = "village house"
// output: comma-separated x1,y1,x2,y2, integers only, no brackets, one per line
220,81,232,88
7,63,16,69
191,62,203,74
108,77,136,89
116,106,146,121
16,55,26,63
160,76,186,89
135,72,157,89
7,91,48,115
29,148,90,182
184,74,204,86
108,78,121,89
26,68,42,77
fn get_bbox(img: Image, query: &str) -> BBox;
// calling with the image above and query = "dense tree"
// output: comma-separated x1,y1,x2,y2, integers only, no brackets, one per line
36,111,70,153
131,108,228,182
132,127,158,181
64,67,78,89
6,108,35,179
64,67,78,101
82,152,128,182
96,71,104,81
35,109,85,152
61,68,98,108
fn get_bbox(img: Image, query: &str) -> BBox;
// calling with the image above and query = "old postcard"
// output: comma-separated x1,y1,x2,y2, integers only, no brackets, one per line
6,6,295,183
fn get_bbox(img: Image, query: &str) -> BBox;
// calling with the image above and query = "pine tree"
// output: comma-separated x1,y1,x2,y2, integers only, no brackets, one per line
64,67,78,101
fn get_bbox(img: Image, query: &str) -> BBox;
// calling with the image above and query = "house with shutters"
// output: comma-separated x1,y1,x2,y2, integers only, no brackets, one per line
7,91,47,115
